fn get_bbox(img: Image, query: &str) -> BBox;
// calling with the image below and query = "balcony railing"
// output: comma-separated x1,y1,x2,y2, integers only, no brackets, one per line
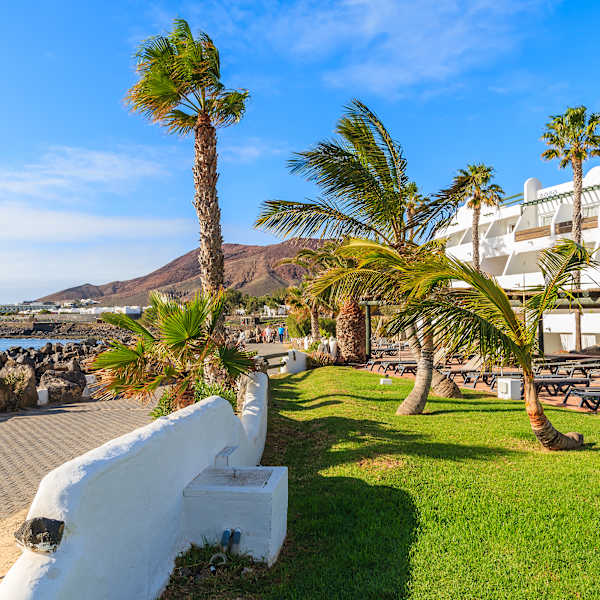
514,216,598,242
514,225,550,241
554,216,598,234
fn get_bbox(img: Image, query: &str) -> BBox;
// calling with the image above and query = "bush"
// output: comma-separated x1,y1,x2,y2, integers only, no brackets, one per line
319,318,336,337
286,313,310,338
307,351,335,369
150,380,238,419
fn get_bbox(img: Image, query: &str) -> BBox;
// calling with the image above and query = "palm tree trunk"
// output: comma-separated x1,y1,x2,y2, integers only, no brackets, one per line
396,321,433,415
336,299,366,363
523,373,582,450
193,112,225,295
572,158,583,352
310,304,320,339
472,204,481,272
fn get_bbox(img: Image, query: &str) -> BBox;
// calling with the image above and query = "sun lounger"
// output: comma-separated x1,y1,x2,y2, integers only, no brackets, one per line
533,376,590,396
563,386,600,409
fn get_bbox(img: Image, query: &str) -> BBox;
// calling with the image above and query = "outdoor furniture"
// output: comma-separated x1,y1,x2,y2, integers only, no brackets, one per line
533,376,590,397
394,362,418,376
563,387,600,410
442,356,483,382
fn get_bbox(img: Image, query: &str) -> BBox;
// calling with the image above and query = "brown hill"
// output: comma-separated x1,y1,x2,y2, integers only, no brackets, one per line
39,239,324,306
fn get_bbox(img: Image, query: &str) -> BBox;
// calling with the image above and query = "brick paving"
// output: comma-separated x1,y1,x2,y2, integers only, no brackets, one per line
0,398,152,518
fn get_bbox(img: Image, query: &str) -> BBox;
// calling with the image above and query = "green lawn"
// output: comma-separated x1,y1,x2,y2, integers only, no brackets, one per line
164,367,600,599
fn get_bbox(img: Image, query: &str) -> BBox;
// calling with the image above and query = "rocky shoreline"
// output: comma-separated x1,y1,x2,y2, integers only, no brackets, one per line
0,321,133,341
0,323,135,412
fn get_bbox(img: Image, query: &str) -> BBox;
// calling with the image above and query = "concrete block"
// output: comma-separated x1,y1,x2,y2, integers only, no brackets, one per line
184,466,288,566
497,377,521,400
37,388,49,406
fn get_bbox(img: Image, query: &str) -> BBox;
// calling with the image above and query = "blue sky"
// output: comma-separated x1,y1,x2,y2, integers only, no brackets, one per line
1,0,599,302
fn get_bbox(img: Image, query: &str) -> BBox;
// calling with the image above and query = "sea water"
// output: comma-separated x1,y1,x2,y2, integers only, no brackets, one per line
0,338,82,352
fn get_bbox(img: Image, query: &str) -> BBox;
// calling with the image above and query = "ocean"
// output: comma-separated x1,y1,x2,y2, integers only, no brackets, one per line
0,338,82,352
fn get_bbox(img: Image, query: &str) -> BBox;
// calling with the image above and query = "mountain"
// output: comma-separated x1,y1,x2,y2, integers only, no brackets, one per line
38,239,324,306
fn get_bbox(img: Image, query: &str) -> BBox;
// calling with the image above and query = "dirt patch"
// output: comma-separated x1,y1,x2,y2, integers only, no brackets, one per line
359,455,405,471
0,509,27,579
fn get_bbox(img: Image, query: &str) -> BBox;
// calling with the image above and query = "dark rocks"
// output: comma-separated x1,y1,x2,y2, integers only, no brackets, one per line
14,517,65,553
0,339,105,411
40,368,86,404
0,361,38,410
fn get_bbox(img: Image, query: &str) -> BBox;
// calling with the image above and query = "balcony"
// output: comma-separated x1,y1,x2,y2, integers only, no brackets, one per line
514,225,550,241
514,216,598,242
554,216,598,234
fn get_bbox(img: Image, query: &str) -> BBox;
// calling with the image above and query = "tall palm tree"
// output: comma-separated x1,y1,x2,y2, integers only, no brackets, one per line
92,291,253,408
542,106,600,351
321,239,594,449
256,100,456,373
127,19,249,294
446,164,504,272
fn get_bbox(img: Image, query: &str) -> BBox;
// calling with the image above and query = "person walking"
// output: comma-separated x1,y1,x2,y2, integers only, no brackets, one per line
278,324,285,343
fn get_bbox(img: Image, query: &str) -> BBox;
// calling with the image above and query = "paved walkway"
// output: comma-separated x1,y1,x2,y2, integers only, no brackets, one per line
0,398,152,518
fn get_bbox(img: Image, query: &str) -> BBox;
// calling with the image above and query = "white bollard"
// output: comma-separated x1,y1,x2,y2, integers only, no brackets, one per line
37,388,49,406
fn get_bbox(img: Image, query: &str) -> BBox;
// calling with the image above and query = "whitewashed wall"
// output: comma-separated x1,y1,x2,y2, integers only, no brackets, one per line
0,372,269,600
279,350,307,374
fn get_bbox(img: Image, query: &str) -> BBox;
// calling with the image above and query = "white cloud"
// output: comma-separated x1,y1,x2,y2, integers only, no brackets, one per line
0,201,195,243
179,0,557,95
220,138,288,163
0,146,168,200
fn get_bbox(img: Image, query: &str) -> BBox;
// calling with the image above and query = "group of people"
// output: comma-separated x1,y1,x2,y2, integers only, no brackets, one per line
260,324,287,344
235,323,287,346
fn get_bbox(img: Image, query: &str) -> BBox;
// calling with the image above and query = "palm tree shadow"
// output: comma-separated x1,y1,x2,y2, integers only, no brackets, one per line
258,378,523,598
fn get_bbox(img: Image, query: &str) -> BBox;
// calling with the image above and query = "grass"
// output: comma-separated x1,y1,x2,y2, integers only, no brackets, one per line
162,367,600,599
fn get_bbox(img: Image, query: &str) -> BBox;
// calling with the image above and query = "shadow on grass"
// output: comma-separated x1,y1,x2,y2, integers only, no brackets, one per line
246,377,523,600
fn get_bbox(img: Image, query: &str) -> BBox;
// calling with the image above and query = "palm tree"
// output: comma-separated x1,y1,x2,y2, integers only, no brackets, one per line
394,240,593,449
310,238,457,414
323,238,594,449
446,164,504,272
92,291,253,408
126,19,249,294
542,106,600,351
256,100,456,374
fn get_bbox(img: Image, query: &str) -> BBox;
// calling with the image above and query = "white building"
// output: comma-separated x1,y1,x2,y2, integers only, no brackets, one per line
437,166,600,352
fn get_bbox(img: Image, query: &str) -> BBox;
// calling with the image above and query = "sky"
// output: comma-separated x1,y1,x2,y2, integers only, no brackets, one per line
1,0,600,302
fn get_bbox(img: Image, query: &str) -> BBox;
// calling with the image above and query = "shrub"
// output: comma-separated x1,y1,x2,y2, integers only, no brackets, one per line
286,314,310,338
319,318,336,338
151,380,238,419
307,351,335,369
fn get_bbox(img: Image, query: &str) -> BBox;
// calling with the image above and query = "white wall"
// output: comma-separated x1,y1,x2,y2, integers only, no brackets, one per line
0,373,270,600
280,350,307,374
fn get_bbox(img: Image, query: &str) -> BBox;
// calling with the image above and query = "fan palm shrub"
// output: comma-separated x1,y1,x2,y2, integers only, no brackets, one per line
444,164,504,272
92,291,253,409
352,238,595,450
127,19,248,294
542,106,600,351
